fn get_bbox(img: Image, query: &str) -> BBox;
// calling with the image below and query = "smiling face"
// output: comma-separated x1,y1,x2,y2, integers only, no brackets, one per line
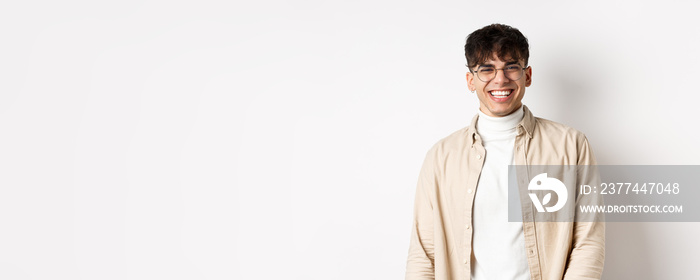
467,56,532,117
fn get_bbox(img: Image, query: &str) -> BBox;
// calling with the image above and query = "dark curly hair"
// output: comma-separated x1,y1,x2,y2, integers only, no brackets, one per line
464,24,529,71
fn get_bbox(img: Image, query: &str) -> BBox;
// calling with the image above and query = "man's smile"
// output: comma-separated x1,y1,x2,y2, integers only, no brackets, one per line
487,89,514,101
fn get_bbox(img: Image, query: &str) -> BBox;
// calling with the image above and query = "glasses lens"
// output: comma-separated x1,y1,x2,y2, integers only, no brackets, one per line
477,67,495,82
504,65,524,81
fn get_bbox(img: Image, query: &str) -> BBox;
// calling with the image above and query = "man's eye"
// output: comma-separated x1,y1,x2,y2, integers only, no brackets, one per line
505,66,520,71
479,68,495,73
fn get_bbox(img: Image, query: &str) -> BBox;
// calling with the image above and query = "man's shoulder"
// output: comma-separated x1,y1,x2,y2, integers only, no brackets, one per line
532,116,588,140
531,115,597,164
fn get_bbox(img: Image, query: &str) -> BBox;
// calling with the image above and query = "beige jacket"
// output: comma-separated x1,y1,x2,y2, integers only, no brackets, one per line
405,105,605,280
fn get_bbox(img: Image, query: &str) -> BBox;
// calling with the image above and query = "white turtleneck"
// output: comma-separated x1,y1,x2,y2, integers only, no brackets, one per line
471,106,530,280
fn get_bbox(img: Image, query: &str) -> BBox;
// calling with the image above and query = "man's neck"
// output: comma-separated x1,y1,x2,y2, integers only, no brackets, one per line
477,106,524,133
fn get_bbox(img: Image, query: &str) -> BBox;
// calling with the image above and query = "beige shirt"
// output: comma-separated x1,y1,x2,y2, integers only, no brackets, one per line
405,105,605,280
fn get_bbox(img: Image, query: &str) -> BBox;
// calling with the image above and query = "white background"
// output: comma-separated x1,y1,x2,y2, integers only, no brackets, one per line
1,0,699,279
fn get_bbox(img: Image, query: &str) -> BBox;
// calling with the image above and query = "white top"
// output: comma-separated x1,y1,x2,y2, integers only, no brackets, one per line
471,106,530,280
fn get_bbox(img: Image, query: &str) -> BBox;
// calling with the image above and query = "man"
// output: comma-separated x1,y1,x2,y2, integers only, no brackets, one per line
405,24,605,280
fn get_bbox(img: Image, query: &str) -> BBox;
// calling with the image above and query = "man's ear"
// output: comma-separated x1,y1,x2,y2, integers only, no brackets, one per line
525,66,532,87
466,71,475,92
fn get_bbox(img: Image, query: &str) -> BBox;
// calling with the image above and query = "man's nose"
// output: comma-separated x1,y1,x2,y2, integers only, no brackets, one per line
491,69,510,84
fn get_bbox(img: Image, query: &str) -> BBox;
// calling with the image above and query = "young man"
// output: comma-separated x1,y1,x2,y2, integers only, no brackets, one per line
405,24,605,280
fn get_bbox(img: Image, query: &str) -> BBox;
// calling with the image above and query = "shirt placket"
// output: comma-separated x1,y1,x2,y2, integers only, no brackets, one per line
515,125,542,280
463,132,485,277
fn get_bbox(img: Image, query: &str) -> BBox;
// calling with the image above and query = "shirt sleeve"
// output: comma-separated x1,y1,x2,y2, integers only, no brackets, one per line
563,135,606,279
405,145,438,280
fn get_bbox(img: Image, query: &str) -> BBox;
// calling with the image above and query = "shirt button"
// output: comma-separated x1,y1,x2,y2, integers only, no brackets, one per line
467,189,473,194
464,258,469,264
529,249,534,255
476,154,482,160
466,225,470,230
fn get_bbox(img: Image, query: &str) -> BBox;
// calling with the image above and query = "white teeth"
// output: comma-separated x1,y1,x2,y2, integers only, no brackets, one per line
490,90,511,96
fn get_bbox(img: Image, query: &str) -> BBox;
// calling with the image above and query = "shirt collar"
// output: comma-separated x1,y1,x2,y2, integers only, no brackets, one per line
468,105,535,146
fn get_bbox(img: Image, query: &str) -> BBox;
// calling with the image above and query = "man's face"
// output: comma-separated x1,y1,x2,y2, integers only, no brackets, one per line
466,56,532,117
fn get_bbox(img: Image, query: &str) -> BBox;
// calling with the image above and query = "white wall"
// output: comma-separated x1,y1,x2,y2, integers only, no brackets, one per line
1,0,698,279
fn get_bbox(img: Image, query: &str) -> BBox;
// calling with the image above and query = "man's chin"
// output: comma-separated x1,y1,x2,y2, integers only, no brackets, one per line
482,105,519,117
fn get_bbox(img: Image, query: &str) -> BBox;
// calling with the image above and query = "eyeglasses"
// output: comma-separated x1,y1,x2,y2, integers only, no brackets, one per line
473,65,528,82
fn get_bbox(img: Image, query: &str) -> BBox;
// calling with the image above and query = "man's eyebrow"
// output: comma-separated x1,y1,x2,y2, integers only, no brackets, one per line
478,61,520,68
